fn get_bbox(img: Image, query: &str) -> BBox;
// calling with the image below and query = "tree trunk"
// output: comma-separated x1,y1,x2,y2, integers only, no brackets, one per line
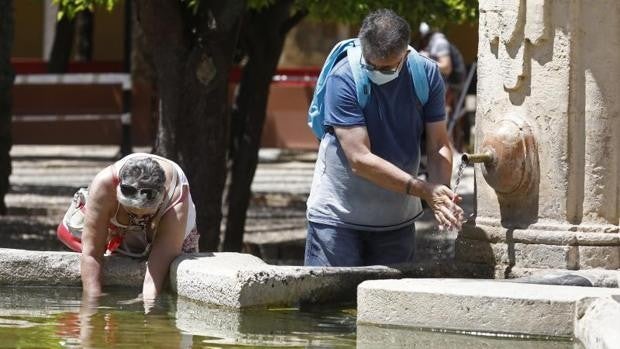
130,0,158,151
224,1,306,251
136,0,246,251
48,10,75,73
0,0,15,215
74,10,94,62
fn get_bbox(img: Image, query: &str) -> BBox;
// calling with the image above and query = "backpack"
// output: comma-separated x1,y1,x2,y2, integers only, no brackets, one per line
447,43,466,85
307,38,430,140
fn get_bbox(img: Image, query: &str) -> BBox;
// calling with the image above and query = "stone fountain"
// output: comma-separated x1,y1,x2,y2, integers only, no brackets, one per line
457,0,620,278
357,1,620,346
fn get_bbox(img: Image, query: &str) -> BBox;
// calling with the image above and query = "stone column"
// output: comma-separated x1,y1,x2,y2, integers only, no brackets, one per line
457,0,620,277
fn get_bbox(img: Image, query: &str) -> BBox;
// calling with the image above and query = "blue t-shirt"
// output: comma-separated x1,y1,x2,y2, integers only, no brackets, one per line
306,54,446,231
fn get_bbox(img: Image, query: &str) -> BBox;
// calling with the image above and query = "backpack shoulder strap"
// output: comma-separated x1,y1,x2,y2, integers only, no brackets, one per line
346,42,371,109
406,47,430,107
307,38,359,139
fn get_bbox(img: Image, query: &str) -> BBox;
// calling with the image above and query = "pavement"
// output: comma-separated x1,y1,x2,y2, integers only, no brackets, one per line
2,145,475,264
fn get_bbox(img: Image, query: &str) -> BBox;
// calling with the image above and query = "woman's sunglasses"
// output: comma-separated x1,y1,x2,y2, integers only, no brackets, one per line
120,184,158,201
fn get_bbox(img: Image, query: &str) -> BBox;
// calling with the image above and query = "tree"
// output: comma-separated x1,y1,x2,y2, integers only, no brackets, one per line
224,0,307,251
47,6,98,72
223,0,478,252
74,10,95,62
48,15,74,73
136,0,246,251
0,0,15,215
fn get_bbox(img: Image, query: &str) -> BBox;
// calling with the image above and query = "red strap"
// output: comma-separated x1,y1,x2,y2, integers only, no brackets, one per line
106,235,123,253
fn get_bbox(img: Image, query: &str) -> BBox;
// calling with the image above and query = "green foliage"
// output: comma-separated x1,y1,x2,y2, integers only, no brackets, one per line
300,0,477,26
53,0,117,20
57,0,477,26
248,0,477,27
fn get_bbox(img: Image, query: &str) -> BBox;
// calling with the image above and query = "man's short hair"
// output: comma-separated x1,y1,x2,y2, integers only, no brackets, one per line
117,156,166,209
359,9,411,63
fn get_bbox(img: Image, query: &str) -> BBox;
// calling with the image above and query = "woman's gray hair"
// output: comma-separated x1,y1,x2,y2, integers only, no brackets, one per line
116,156,166,209
358,9,411,63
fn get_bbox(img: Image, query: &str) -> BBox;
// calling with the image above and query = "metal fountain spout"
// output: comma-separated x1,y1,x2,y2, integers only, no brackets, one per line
462,150,495,165
462,116,538,197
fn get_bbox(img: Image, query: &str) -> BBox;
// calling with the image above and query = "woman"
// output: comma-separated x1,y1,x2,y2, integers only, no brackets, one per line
57,153,198,299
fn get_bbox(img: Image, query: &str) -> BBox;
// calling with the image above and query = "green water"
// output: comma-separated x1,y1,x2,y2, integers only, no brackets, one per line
0,287,578,349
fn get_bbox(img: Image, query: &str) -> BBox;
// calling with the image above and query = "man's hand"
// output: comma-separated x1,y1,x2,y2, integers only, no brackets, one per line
422,183,464,231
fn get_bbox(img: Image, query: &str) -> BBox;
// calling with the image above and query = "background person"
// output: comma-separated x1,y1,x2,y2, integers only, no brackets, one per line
57,154,199,300
304,9,464,267
418,22,468,151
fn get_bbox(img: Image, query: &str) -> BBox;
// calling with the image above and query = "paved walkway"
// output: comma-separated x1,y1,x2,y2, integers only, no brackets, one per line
3,145,475,264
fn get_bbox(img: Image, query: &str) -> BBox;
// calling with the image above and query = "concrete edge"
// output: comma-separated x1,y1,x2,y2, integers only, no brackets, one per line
171,253,405,308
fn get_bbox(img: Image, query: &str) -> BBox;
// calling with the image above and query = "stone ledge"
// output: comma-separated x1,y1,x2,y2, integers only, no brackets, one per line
0,248,145,287
357,278,620,338
456,236,620,270
170,252,403,308
462,223,620,245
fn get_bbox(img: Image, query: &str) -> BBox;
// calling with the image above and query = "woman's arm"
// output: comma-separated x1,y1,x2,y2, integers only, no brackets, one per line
142,187,188,300
80,168,116,296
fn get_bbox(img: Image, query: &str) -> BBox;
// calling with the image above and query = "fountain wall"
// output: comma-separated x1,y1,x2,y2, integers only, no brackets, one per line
458,0,620,276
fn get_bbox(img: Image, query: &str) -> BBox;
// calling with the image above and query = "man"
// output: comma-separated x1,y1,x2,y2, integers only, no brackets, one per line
304,9,463,267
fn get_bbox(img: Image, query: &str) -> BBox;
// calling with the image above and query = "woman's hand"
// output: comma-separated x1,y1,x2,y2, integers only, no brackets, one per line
119,294,157,314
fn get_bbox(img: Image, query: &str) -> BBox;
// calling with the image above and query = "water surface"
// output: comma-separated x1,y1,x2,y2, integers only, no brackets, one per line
0,287,578,348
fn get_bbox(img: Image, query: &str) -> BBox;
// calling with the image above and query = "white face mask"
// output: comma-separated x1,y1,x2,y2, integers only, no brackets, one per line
362,55,405,86
366,69,400,85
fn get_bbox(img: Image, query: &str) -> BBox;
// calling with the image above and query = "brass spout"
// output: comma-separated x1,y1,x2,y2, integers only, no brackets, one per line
462,150,494,165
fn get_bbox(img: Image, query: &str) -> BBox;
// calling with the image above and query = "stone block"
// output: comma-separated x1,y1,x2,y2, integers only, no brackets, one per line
170,252,402,308
0,248,144,287
513,243,572,269
576,246,620,269
357,278,620,338
574,296,620,349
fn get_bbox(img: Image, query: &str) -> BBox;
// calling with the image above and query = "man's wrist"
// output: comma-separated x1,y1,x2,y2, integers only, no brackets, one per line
405,177,414,195
405,177,430,199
